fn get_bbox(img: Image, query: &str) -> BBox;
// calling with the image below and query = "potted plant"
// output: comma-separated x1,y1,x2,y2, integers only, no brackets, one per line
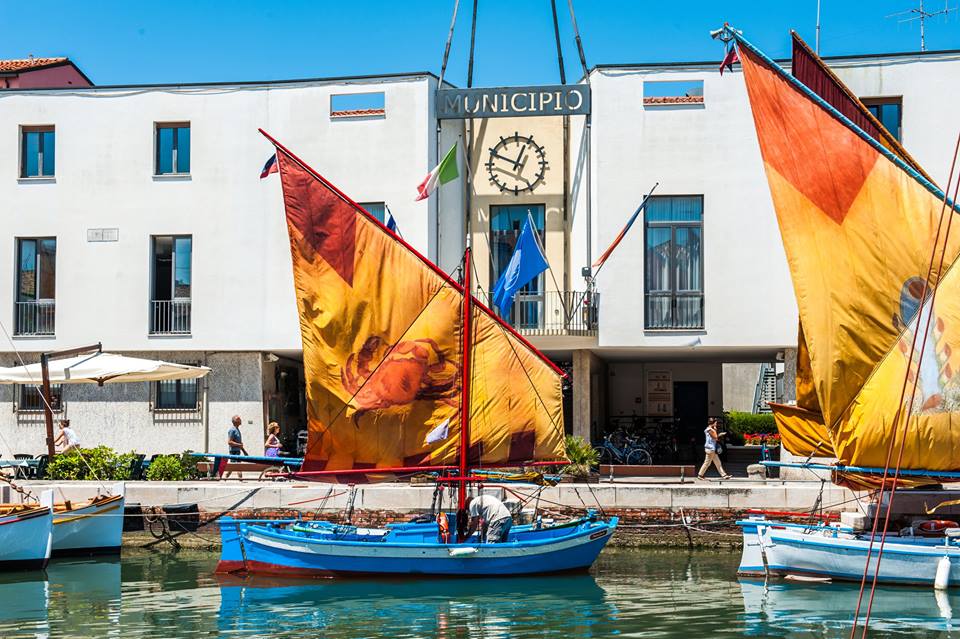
562,435,600,482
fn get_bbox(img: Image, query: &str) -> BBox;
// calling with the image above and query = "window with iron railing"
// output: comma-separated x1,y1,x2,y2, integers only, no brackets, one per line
17,383,62,412
150,235,192,335
154,375,200,411
15,238,56,336
644,196,703,329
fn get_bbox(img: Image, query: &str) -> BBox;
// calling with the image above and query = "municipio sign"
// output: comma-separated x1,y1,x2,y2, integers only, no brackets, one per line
436,84,590,119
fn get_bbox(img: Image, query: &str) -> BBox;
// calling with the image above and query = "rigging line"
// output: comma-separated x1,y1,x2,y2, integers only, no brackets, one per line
0,319,106,488
550,0,567,85
850,129,960,639
466,0,479,88
859,131,960,639
300,280,453,462
567,0,590,83
437,0,460,87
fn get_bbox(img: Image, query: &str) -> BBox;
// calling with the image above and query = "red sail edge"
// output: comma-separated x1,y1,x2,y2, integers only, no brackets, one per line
259,128,565,379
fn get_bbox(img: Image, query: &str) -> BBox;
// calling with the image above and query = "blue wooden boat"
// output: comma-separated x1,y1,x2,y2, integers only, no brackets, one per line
215,133,617,578
217,514,617,577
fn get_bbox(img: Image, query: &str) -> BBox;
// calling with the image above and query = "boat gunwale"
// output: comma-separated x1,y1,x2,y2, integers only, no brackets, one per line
767,528,960,557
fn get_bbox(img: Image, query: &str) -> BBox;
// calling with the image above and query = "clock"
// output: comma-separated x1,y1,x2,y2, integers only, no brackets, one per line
485,133,548,195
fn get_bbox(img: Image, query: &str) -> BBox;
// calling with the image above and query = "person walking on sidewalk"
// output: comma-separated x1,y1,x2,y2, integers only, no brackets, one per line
698,416,732,480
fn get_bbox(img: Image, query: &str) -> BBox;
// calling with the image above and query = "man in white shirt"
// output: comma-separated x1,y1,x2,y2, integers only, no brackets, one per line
54,419,80,453
463,494,513,543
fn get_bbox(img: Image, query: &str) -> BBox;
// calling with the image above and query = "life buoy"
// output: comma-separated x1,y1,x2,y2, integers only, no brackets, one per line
437,512,451,544
918,520,958,536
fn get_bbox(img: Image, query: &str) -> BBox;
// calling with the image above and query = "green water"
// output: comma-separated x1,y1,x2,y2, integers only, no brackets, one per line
0,548,957,638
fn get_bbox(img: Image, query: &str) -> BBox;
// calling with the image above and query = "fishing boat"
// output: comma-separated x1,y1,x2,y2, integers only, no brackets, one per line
216,131,617,577
0,490,53,571
718,24,960,587
51,483,126,555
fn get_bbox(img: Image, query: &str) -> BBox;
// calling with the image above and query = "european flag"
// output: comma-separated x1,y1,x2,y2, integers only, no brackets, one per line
492,215,549,317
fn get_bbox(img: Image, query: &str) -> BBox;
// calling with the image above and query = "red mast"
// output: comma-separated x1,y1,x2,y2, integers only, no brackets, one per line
457,247,473,527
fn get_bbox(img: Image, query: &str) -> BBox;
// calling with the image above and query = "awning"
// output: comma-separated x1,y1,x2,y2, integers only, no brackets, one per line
0,352,211,385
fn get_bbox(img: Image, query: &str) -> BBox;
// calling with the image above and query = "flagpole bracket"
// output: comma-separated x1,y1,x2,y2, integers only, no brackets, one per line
710,23,740,45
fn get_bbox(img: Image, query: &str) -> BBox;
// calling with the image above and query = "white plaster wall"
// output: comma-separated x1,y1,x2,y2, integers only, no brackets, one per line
0,351,262,457
0,75,438,354
605,361,723,417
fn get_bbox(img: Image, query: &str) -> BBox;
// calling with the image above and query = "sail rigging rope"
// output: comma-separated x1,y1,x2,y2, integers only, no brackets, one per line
852,130,960,639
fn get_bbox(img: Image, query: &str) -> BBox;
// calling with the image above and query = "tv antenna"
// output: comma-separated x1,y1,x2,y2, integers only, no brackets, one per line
887,0,957,51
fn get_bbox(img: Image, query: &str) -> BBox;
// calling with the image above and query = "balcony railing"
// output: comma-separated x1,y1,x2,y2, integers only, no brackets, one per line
150,299,192,335
14,300,55,336
645,293,704,329
498,290,598,337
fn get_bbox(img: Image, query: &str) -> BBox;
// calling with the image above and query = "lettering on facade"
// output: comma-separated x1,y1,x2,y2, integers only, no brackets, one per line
436,85,590,119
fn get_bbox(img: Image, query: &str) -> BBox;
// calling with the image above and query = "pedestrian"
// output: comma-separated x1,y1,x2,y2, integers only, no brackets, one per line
223,415,248,480
264,422,282,457
54,419,81,454
698,416,732,480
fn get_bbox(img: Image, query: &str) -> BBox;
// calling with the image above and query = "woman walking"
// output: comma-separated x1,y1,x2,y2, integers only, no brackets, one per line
698,416,732,480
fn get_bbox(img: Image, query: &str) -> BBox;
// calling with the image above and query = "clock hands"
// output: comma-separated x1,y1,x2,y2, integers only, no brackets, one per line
490,150,517,165
512,144,528,172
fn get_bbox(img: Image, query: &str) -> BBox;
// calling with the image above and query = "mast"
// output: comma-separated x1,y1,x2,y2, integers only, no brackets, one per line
458,247,473,517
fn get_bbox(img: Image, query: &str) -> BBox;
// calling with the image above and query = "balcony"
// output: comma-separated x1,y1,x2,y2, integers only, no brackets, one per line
500,291,598,337
150,299,191,335
14,300,55,336
645,293,704,330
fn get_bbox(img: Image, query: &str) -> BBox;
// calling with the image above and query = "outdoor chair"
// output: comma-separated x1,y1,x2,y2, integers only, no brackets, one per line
33,454,48,480
127,454,147,481
13,454,33,480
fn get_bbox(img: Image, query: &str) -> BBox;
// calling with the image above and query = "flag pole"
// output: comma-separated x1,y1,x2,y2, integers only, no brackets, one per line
457,244,473,540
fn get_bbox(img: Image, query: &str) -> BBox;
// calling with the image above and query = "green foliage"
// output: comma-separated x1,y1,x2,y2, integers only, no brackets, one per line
563,435,599,476
723,411,778,445
46,446,136,481
145,452,201,481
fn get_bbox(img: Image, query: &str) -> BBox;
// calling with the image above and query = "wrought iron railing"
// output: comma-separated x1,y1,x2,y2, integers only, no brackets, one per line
150,299,192,335
644,293,703,329
14,300,55,336
500,290,598,336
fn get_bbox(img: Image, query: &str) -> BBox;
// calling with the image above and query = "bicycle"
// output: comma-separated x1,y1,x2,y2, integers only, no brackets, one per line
594,431,652,466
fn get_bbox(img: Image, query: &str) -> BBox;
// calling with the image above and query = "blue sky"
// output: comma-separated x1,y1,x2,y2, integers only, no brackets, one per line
3,1,959,86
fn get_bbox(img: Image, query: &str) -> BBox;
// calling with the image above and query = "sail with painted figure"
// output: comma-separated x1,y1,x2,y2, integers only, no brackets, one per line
734,31,960,484
273,139,566,482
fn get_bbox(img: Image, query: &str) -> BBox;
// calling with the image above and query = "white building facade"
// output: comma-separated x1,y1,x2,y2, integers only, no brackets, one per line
1,48,958,460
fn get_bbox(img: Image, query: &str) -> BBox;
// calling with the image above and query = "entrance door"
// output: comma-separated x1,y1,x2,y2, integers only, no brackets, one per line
673,381,708,463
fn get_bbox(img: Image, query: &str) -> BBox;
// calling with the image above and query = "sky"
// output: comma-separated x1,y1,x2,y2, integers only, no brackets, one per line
2,1,959,87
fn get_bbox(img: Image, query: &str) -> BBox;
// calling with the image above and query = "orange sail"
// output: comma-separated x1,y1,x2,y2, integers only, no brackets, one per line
273,141,565,480
737,38,960,474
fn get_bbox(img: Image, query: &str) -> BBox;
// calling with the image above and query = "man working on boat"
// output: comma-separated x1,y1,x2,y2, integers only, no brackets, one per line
463,494,513,543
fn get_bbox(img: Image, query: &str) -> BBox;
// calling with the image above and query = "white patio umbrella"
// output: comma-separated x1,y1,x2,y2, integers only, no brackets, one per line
0,352,211,386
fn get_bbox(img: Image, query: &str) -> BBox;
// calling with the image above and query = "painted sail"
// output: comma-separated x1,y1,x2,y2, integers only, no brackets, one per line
274,144,565,479
737,40,960,474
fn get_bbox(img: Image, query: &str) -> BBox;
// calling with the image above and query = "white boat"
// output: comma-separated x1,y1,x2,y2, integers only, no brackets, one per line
52,483,125,555
738,517,960,586
0,490,53,571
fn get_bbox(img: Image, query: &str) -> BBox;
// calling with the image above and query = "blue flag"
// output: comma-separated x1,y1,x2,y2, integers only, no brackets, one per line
386,210,399,234
492,216,549,317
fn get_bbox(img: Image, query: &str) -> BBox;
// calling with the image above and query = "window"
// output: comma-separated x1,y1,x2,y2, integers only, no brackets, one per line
154,377,199,410
644,196,703,329
18,384,62,412
150,235,192,334
862,97,902,142
643,80,704,107
20,126,55,178
155,123,190,175
330,92,386,119
490,204,545,328
15,238,56,336
358,202,386,223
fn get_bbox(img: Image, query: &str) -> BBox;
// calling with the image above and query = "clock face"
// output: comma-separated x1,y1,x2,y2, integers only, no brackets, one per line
485,133,547,195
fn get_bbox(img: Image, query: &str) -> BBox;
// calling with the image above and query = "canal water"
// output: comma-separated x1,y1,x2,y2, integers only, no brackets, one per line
1,548,957,638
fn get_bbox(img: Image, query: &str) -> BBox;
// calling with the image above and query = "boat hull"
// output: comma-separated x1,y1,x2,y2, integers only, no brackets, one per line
217,516,618,577
0,491,53,572
52,484,125,556
738,518,960,586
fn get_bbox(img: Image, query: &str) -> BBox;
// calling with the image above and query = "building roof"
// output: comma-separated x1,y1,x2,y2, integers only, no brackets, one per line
0,57,69,72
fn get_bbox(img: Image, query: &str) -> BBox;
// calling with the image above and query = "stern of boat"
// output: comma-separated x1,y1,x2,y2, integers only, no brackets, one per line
737,518,767,578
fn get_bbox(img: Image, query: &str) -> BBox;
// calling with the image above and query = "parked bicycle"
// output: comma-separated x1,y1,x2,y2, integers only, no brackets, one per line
595,431,653,466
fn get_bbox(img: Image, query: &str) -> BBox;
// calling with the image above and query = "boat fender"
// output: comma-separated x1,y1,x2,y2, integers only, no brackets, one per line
919,520,959,537
437,512,451,544
936,555,951,590
448,547,478,557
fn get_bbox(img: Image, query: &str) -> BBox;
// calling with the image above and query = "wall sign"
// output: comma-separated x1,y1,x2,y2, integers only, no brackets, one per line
646,370,673,417
436,84,590,119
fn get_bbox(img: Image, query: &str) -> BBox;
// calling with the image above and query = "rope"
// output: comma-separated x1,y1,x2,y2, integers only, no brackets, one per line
854,130,960,639
0,474,38,504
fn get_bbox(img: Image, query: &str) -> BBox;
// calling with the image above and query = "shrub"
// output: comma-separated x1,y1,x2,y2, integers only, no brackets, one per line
563,435,599,477
46,446,136,481
145,452,201,481
722,411,778,445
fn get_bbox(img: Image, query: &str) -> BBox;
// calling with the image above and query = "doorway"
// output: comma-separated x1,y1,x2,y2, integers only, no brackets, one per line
673,381,708,463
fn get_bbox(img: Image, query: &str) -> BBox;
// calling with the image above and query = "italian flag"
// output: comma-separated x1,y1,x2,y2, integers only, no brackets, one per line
415,142,459,201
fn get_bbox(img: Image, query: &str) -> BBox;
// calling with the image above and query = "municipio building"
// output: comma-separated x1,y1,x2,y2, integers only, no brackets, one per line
2,47,959,460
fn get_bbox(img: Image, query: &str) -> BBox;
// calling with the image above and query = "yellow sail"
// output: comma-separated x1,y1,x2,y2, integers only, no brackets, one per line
739,42,960,473
274,146,565,480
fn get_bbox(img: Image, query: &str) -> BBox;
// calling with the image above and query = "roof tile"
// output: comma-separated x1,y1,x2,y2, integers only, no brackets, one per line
0,57,69,73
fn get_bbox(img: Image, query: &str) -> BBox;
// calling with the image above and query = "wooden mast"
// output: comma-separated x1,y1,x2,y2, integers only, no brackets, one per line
457,247,473,525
